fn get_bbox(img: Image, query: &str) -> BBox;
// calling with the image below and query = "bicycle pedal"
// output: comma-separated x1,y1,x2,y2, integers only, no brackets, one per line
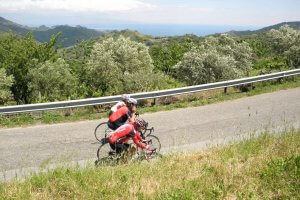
109,151,116,155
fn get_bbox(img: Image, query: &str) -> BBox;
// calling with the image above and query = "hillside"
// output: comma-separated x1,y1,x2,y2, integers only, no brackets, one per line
229,21,300,36
33,25,105,47
2,16,300,46
0,17,105,47
0,16,29,35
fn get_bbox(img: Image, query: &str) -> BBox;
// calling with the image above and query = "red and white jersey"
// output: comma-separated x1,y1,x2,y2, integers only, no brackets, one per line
109,123,147,149
109,106,130,123
111,101,126,112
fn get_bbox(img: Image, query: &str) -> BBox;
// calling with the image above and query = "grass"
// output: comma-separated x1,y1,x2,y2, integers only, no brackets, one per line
0,129,299,199
0,76,300,128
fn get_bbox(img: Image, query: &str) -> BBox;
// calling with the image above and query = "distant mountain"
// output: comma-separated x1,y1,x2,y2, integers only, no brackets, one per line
32,25,105,47
29,25,51,31
229,21,300,36
0,16,105,47
0,16,29,35
2,16,300,46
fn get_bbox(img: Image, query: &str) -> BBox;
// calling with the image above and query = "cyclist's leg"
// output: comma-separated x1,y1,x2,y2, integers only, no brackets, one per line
113,143,130,154
109,142,115,150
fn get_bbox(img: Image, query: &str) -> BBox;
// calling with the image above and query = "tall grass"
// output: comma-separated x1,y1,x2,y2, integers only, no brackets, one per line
1,129,299,199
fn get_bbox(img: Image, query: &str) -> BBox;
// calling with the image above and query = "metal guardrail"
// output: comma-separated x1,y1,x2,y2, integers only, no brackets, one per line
0,69,299,115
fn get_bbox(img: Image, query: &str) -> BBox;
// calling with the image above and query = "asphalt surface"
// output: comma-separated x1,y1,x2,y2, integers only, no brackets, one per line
0,88,300,181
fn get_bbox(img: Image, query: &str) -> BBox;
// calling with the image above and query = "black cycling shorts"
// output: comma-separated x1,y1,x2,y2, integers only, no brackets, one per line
109,142,130,154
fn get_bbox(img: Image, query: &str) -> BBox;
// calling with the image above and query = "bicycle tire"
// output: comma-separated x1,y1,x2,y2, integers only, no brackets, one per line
145,135,161,153
96,142,115,165
94,122,110,142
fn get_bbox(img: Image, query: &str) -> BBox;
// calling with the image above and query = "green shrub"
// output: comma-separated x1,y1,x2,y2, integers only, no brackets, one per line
0,68,14,105
175,34,253,85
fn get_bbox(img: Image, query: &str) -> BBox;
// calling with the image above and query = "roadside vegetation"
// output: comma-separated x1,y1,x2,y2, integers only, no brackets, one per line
1,129,299,199
1,25,299,105
0,25,299,127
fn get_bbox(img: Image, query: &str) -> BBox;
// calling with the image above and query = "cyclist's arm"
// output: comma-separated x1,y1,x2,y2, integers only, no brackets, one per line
136,132,146,143
136,132,143,141
132,133,150,150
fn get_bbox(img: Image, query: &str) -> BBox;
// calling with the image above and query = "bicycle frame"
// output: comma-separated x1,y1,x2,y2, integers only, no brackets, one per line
140,127,154,139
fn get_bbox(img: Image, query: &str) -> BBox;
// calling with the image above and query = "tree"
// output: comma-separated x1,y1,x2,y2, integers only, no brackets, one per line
28,58,77,102
87,36,171,96
0,32,60,103
175,49,241,85
175,34,253,85
203,34,253,74
248,38,271,58
150,41,192,76
267,25,300,68
60,38,97,98
0,68,14,105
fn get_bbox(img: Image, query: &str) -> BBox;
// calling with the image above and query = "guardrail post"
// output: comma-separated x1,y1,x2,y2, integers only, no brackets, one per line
151,98,156,106
277,77,284,83
64,108,72,117
224,87,228,94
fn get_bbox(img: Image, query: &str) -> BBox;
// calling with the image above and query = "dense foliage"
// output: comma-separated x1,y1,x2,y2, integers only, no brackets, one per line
0,33,60,104
0,25,299,105
28,58,76,102
175,34,253,85
0,68,14,104
150,41,193,76
266,25,300,68
87,36,176,96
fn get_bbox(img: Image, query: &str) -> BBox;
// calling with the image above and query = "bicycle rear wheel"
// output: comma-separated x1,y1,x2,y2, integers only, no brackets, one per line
94,122,111,142
96,142,115,165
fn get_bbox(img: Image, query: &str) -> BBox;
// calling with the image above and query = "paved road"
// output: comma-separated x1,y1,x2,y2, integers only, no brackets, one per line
0,88,299,174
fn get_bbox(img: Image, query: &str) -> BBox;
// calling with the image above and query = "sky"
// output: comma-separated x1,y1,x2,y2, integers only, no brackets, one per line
0,0,299,28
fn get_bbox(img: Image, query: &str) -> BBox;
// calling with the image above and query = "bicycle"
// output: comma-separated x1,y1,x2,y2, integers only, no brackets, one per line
95,120,161,166
95,138,160,166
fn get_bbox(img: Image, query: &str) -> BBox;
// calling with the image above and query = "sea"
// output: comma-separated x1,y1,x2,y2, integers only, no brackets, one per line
92,24,259,37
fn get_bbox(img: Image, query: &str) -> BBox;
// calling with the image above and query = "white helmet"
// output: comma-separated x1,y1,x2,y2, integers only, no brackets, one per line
121,94,130,101
127,98,137,105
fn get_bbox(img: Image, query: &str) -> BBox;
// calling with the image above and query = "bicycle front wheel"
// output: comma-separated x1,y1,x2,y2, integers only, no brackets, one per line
145,135,161,153
94,122,110,142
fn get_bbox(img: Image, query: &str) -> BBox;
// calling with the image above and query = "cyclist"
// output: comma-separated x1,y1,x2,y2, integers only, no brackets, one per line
107,97,137,130
110,94,130,113
109,118,151,154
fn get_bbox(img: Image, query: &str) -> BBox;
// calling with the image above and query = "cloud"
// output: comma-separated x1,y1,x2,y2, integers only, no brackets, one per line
1,0,298,26
0,0,155,13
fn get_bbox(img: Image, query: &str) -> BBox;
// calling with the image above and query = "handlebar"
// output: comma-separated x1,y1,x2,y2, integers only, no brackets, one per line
140,127,154,139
